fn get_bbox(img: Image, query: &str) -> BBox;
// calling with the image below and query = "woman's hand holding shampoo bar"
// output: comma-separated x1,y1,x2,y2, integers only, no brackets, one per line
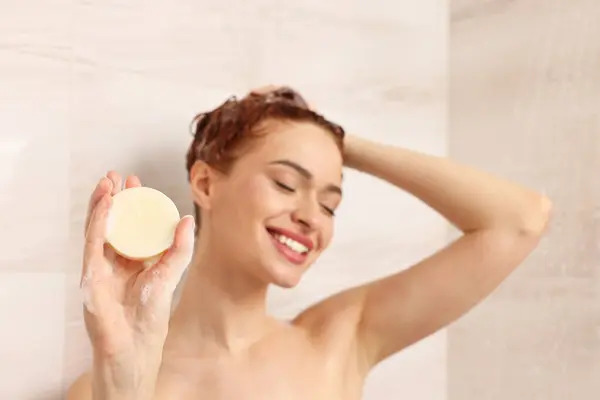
80,172,194,400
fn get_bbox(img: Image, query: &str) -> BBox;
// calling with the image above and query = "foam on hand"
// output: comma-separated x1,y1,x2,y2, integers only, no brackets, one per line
105,187,180,261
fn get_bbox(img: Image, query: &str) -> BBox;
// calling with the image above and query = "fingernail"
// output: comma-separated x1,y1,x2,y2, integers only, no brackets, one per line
101,177,113,190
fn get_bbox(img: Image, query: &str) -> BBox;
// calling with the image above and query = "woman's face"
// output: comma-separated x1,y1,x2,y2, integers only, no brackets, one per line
199,121,343,288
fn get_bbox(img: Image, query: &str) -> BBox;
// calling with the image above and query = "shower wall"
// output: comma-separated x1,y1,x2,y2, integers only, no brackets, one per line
0,1,447,399
448,0,600,399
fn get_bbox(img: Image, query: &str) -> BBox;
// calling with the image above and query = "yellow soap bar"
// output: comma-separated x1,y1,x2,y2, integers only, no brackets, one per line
106,187,180,261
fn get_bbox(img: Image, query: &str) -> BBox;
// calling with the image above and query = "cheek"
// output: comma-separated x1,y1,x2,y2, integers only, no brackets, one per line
319,219,335,250
234,177,291,221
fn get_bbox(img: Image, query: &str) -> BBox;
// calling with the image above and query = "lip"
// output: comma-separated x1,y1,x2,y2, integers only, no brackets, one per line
266,227,315,251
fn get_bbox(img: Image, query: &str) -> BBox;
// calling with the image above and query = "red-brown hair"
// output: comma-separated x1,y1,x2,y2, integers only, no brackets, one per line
185,87,345,232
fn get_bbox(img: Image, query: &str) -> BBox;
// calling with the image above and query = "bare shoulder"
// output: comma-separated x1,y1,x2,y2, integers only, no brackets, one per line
294,287,367,330
292,287,371,365
65,371,92,400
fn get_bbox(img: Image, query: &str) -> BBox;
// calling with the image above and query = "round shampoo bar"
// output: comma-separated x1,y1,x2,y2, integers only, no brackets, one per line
106,187,180,261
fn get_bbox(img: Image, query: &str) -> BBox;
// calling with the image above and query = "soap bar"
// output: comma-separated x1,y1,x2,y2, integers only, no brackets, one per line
105,186,180,261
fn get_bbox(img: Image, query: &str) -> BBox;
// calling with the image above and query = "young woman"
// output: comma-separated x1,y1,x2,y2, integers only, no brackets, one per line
68,86,551,399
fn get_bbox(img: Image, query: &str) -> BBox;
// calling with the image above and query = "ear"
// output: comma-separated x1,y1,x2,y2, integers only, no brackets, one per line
190,160,217,211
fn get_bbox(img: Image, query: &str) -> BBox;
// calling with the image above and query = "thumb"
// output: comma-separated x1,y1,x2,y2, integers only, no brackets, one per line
151,215,195,287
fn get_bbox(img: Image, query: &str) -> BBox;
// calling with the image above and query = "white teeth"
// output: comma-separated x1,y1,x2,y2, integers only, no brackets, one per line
274,233,309,254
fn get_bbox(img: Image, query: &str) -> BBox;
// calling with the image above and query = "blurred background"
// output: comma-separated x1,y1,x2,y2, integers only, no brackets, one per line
0,0,597,399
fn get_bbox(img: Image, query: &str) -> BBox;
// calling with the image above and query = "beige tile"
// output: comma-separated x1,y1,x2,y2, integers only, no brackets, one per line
449,0,600,398
449,279,600,399
0,51,70,273
0,272,66,399
0,0,72,61
263,0,445,27
253,0,446,110
72,0,257,90
62,272,91,390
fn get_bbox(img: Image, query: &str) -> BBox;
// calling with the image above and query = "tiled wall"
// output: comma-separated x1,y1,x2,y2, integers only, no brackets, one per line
0,1,446,399
448,0,600,399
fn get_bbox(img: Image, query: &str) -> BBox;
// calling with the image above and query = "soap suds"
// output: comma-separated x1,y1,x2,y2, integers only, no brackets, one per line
142,253,162,269
140,283,152,305
80,272,96,314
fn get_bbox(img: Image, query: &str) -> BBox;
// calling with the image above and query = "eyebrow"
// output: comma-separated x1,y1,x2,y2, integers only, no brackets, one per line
269,159,343,196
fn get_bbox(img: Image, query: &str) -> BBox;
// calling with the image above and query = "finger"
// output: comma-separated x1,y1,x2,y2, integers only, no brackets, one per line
150,215,195,288
106,171,123,196
124,175,142,189
103,242,117,265
82,194,112,285
84,177,113,235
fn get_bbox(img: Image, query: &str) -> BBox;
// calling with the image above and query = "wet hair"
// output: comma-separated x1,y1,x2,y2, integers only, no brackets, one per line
185,87,345,234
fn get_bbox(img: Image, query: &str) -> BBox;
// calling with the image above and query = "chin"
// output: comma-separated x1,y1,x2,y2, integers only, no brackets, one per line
258,232,315,288
263,261,305,289
271,276,301,289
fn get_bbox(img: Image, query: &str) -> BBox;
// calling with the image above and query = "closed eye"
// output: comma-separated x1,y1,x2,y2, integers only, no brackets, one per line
321,205,335,217
274,181,295,192
274,179,336,216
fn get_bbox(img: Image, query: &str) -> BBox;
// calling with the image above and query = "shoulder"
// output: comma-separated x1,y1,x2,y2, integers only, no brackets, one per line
292,287,370,356
65,371,92,400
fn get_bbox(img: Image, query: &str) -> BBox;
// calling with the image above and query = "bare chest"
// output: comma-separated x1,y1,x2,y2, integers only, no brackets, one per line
155,347,364,400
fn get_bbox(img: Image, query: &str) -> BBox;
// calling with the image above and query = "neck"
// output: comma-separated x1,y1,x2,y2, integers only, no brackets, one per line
166,250,274,355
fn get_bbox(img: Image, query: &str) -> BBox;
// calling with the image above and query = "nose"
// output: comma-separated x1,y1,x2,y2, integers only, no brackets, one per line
291,199,320,231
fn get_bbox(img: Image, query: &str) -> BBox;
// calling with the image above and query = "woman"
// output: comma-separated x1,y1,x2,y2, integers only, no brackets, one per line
68,86,551,399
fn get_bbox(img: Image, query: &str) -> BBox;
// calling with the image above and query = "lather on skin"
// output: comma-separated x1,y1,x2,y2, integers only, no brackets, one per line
67,86,551,400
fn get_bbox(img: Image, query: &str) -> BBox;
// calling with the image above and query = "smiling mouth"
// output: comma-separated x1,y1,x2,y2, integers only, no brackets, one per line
267,229,309,254
266,228,313,266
